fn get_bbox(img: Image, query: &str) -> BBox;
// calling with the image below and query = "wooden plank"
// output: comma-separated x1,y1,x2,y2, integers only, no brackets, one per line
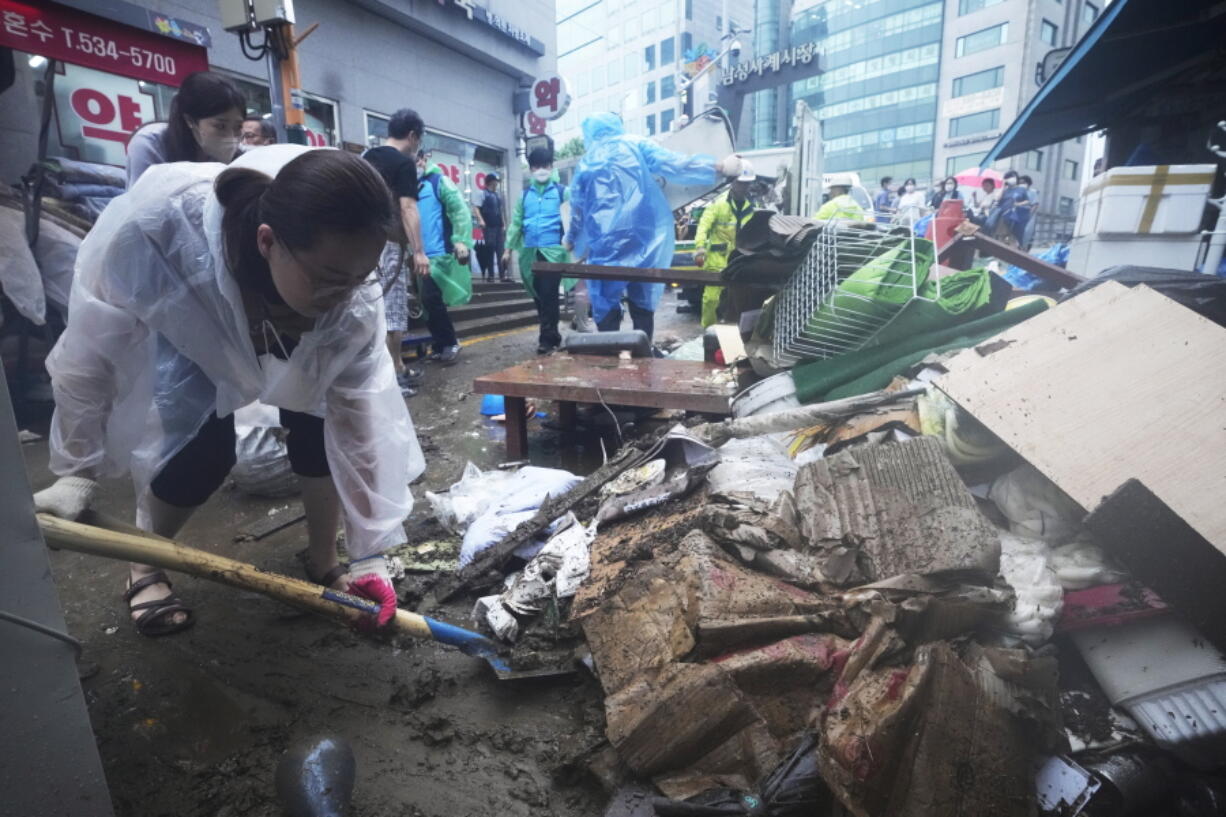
1086,479,1226,654
969,233,1085,288
532,261,722,287
473,354,736,415
937,282,1226,553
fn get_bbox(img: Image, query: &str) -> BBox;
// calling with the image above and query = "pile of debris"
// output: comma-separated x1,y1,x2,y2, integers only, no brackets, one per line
415,278,1226,816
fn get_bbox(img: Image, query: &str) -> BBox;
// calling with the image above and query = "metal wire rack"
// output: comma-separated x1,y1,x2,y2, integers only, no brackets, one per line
771,218,937,366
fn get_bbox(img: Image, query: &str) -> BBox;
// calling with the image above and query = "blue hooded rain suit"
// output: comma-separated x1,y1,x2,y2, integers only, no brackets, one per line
564,113,717,337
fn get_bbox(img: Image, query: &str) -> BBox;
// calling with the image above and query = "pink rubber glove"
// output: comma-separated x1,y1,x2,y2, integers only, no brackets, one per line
348,556,396,631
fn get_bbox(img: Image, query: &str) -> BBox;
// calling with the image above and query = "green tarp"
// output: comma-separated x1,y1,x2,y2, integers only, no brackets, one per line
792,299,1049,404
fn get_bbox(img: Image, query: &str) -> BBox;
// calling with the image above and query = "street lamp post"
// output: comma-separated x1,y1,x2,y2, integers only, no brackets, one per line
677,28,746,126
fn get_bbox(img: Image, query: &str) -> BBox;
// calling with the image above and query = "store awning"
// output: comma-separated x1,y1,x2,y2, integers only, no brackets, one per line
984,0,1226,163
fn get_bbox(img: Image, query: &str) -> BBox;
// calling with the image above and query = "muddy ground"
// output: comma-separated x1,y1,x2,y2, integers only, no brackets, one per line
18,297,703,816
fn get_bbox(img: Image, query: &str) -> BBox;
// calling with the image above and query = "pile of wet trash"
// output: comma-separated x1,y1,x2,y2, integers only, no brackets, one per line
407,274,1226,817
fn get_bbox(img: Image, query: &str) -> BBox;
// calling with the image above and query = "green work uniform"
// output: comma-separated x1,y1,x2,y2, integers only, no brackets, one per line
506,170,576,299
694,190,754,327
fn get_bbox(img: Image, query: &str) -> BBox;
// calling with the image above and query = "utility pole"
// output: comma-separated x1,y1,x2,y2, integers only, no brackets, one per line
220,0,310,144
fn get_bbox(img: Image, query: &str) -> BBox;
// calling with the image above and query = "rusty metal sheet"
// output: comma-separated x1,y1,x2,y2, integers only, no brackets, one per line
532,261,723,287
473,354,736,415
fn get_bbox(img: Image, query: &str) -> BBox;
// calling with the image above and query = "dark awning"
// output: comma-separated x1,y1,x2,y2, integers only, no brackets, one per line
984,0,1226,163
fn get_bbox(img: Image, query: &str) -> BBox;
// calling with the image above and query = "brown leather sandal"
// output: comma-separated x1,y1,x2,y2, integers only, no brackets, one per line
123,571,195,637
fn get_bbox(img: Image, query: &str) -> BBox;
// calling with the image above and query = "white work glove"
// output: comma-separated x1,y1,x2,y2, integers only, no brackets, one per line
348,556,396,630
33,475,97,520
717,153,744,178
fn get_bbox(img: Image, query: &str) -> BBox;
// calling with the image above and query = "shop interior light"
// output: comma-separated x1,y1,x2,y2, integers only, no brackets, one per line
28,55,46,68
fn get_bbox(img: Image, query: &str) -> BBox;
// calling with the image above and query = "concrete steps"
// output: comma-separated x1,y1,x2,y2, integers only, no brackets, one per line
402,278,570,354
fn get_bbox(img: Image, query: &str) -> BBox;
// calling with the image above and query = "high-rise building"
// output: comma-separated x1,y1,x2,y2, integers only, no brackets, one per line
745,0,1101,228
553,0,753,146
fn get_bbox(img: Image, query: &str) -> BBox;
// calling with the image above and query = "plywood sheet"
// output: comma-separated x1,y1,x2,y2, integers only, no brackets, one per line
937,282,1226,552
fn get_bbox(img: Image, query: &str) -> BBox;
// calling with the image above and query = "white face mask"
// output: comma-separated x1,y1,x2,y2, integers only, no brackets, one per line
905,184,915,192
1005,177,1017,186
945,183,955,191
192,123,238,162
532,168,551,183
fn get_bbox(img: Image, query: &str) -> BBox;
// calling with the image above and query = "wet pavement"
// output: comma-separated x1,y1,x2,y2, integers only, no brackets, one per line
19,290,702,816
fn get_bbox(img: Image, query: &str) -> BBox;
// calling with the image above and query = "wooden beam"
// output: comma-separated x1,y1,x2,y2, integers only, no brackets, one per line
532,261,721,287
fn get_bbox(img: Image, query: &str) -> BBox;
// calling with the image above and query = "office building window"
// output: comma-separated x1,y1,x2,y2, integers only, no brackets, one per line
1040,19,1059,46
660,108,675,132
682,32,693,53
660,75,676,99
949,108,1000,137
1059,196,1075,216
1027,149,1043,170
645,44,656,71
958,0,1004,14
644,80,656,104
1083,2,1099,25
608,59,621,85
716,14,722,31
646,113,656,136
952,66,1004,97
625,53,637,77
956,23,1008,57
946,152,987,177
660,36,674,64
591,63,605,89
1064,159,1080,180
685,0,692,21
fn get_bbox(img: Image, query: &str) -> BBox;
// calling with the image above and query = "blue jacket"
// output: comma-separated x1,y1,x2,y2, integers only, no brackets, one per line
522,181,566,248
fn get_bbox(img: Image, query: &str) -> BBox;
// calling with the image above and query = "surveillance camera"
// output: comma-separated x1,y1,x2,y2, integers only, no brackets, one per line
730,39,743,57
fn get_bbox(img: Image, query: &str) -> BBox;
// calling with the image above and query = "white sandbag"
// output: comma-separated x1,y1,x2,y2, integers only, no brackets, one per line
457,466,582,568
989,463,1084,543
231,401,298,497
426,462,515,535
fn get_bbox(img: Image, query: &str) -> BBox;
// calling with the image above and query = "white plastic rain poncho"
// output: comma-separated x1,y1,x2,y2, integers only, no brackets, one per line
46,144,425,559
563,113,716,321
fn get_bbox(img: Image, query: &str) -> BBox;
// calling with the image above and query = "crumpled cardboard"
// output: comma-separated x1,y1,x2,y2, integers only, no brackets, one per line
793,436,1001,584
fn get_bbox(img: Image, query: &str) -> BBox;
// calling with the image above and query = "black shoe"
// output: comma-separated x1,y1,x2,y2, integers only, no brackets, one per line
536,344,557,356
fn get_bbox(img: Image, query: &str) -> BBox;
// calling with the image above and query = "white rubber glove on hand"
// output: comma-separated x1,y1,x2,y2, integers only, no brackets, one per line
33,476,97,520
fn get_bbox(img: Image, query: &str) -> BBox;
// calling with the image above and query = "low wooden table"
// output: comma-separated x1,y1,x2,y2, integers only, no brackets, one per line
473,354,736,460
531,261,723,287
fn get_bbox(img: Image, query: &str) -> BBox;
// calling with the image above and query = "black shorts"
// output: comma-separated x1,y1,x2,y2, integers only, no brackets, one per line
150,408,329,508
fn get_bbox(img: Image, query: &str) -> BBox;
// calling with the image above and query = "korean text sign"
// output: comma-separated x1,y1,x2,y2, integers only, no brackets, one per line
0,0,207,86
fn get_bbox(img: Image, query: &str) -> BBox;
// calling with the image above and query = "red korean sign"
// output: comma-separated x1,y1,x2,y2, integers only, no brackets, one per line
0,0,208,86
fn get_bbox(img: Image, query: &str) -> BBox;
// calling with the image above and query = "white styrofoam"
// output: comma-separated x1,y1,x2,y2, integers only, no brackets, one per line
1071,616,1226,769
1067,233,1203,278
1075,164,1215,237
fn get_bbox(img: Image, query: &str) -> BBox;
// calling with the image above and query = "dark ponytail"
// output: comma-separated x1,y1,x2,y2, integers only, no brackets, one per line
164,71,246,162
216,149,394,291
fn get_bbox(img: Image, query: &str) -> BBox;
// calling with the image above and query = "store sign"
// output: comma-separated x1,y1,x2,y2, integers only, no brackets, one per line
52,62,154,166
0,0,208,86
720,43,819,86
447,0,546,55
530,74,570,121
942,88,1004,120
525,111,547,136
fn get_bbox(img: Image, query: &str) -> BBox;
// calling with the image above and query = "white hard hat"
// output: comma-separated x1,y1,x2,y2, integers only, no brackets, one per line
825,172,856,190
736,161,756,182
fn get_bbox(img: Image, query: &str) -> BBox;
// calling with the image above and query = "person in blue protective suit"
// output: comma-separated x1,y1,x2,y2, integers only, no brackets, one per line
563,112,744,341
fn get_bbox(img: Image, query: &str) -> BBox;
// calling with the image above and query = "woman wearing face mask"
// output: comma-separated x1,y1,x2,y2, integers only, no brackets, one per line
34,146,424,636
895,178,928,225
126,71,246,187
928,176,962,210
987,170,1030,246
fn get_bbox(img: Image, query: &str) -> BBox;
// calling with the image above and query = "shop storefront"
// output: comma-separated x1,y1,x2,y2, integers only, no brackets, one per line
364,110,506,205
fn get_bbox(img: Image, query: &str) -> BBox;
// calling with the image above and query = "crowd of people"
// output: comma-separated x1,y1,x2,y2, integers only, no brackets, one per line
30,71,744,636
867,170,1041,248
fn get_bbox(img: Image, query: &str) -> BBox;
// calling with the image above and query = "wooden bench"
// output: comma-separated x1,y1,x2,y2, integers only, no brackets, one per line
473,354,736,460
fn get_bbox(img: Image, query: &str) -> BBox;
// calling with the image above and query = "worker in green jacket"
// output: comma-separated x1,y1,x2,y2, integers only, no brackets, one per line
694,162,756,327
503,147,575,354
415,152,473,365
814,172,868,221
